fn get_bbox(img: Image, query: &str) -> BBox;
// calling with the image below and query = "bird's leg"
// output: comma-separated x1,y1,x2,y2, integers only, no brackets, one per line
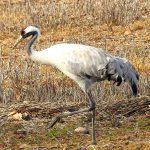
87,91,97,145
47,90,96,145
47,107,92,128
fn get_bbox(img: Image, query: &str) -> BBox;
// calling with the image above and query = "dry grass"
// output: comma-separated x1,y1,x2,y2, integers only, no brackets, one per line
0,0,150,149
0,0,150,30
0,0,150,105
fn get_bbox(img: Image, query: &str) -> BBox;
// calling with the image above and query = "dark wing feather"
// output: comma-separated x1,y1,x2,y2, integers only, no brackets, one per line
106,57,139,96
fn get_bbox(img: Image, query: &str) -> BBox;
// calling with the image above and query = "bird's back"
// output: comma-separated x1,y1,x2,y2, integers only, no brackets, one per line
41,43,112,78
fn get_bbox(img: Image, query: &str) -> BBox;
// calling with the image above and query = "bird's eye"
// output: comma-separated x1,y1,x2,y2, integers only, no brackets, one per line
21,30,25,36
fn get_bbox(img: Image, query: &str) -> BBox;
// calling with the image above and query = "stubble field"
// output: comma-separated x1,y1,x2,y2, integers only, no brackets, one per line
0,0,150,149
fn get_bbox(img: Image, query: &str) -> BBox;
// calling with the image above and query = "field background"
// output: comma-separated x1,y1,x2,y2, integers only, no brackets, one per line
0,0,150,149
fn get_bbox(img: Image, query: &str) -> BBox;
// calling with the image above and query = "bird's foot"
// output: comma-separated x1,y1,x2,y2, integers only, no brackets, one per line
91,141,97,145
47,116,60,129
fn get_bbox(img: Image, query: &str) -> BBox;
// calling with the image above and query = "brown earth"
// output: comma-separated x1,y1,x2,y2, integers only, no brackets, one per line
0,96,149,150
0,0,150,149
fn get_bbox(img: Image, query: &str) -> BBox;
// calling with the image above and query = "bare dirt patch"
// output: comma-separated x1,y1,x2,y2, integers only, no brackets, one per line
0,96,149,149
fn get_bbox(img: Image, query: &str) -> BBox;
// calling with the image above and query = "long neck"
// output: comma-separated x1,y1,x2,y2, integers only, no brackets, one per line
27,32,38,56
26,32,52,65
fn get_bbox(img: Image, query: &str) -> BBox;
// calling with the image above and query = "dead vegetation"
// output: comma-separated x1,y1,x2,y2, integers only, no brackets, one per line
0,95,150,149
0,0,150,149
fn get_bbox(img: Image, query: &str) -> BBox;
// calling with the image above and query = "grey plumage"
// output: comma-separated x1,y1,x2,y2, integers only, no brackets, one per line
105,57,139,95
14,25,139,145
57,45,139,95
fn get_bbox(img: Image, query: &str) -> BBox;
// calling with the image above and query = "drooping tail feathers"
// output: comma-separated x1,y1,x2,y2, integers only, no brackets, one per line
105,57,139,96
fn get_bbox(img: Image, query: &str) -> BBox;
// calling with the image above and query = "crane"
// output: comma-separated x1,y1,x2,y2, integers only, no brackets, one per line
13,25,139,145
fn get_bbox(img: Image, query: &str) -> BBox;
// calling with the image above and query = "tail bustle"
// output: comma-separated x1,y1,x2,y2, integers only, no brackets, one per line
105,58,139,96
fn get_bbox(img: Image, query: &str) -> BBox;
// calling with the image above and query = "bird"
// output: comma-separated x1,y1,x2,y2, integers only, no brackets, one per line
13,25,139,145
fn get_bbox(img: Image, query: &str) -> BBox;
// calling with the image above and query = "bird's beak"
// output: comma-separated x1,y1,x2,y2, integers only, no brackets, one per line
13,36,23,48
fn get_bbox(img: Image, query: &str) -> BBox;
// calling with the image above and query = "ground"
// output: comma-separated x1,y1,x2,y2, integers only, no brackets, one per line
0,0,150,149
0,96,150,150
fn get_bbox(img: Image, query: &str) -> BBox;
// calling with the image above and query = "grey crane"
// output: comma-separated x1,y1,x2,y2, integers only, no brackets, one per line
14,25,139,145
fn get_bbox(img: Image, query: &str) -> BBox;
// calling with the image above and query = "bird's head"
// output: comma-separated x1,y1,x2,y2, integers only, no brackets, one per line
13,25,40,48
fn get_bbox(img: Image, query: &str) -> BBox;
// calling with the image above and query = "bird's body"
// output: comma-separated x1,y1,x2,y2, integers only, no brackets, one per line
30,43,111,89
14,25,139,145
31,44,109,72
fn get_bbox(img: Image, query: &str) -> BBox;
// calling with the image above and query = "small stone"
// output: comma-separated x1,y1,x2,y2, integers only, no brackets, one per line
74,127,89,134
8,112,23,121
23,101,29,105
14,129,27,135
